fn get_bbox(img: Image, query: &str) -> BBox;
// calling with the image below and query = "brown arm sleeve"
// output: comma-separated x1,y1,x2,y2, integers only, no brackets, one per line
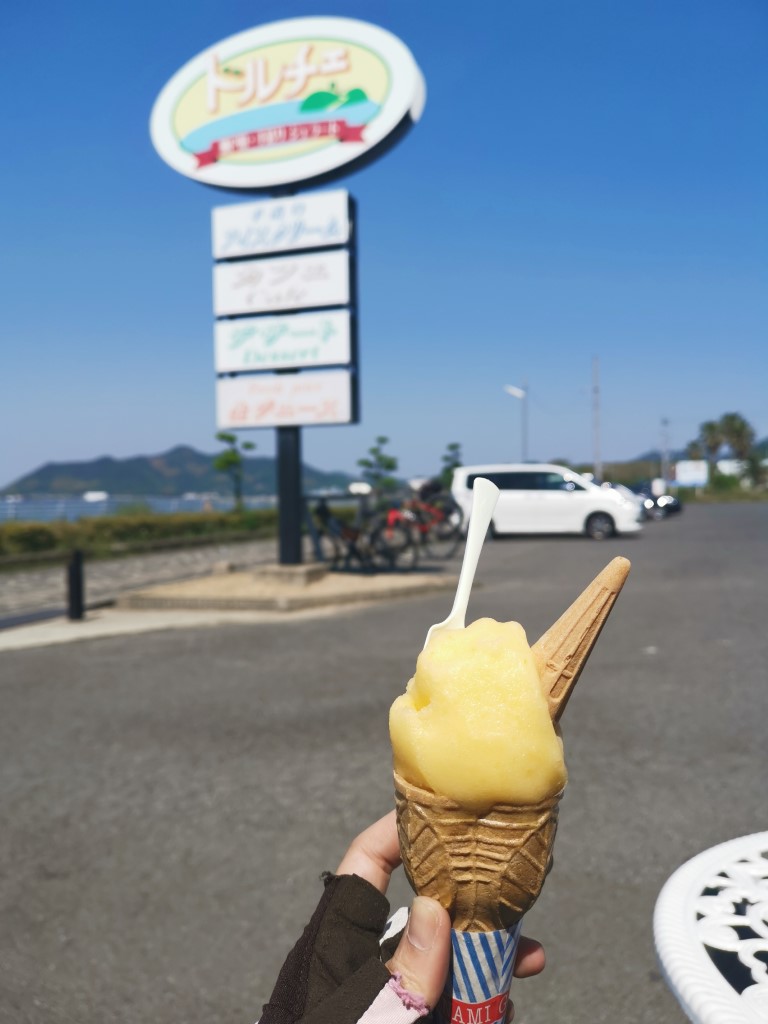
260,873,393,1024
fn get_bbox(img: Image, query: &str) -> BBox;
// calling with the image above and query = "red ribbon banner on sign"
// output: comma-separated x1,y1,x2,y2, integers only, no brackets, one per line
194,120,366,167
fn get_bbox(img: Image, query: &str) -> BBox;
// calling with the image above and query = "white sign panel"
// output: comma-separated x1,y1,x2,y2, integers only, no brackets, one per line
216,370,353,428
149,17,425,189
675,460,709,487
716,459,745,477
213,250,349,316
215,310,351,372
212,191,350,259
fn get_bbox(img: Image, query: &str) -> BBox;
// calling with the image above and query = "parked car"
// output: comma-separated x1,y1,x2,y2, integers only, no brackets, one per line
629,484,683,520
601,482,649,519
451,464,643,539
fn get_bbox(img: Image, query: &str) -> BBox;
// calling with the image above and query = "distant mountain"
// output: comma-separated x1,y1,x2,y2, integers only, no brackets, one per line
631,448,687,463
1,445,355,497
635,438,768,462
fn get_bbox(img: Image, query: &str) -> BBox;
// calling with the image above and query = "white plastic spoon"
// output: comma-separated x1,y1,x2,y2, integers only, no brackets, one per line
423,477,500,649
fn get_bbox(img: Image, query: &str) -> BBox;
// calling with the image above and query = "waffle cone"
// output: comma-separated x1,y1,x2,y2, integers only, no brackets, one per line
394,770,561,931
533,556,631,721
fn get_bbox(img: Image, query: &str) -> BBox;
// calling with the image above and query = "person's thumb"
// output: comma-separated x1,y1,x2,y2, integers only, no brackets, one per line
386,896,451,1009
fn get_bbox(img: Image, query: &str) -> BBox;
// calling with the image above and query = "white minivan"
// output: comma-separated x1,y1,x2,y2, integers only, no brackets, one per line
451,464,643,540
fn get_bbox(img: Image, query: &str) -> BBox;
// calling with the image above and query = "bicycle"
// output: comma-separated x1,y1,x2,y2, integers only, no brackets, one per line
384,481,464,560
312,498,418,572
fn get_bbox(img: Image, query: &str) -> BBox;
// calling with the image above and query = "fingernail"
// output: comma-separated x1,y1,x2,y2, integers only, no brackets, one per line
407,897,439,951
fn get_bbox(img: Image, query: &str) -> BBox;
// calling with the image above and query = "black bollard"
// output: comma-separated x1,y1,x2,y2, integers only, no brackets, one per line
67,549,85,620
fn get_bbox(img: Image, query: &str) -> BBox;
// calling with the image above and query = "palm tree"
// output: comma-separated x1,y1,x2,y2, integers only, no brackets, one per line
699,420,723,477
686,440,704,460
719,412,756,461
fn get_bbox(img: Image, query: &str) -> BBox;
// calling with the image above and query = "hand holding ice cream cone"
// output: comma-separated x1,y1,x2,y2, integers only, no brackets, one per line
389,479,630,1022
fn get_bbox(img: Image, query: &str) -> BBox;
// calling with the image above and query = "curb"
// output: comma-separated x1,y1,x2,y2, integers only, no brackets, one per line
119,576,457,613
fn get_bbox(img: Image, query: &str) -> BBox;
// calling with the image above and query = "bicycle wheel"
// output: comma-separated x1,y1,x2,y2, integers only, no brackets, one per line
369,521,419,571
317,530,342,569
424,494,464,559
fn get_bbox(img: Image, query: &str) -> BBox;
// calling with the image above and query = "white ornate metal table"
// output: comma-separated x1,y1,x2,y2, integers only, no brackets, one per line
654,832,768,1023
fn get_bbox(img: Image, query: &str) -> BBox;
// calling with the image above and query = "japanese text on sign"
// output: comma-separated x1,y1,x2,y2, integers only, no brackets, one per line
212,191,350,259
216,369,353,428
213,249,350,316
215,310,351,372
207,44,350,112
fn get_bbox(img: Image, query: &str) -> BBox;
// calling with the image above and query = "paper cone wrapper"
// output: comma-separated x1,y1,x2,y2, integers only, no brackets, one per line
434,922,522,1024
394,771,561,932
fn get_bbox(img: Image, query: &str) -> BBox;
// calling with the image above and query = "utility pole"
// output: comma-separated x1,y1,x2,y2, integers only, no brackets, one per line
661,417,670,484
592,356,603,481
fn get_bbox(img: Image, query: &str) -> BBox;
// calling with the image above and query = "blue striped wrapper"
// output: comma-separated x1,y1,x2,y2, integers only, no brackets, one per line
435,922,523,1024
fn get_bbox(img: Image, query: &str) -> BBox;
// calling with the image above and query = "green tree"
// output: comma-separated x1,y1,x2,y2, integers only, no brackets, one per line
699,420,723,477
213,432,255,511
719,412,756,461
439,442,463,489
741,452,765,491
685,440,704,460
357,436,399,497
743,450,767,488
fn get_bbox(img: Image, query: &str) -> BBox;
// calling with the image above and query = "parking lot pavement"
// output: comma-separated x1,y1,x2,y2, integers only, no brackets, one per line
1,503,766,1024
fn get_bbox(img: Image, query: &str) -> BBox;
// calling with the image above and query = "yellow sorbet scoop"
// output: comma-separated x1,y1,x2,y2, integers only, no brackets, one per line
389,618,567,811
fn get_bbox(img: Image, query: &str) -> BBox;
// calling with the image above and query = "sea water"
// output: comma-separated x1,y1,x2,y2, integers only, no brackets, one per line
0,495,278,523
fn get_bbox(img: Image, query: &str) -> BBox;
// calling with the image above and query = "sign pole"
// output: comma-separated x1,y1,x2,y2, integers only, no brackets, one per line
277,424,303,564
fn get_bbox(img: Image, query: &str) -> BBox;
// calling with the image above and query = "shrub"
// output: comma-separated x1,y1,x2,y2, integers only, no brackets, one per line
709,473,741,493
0,523,61,554
0,509,280,557
115,501,153,515
0,504,349,559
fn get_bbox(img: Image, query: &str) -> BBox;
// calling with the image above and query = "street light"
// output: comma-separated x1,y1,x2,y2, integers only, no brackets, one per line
504,383,528,461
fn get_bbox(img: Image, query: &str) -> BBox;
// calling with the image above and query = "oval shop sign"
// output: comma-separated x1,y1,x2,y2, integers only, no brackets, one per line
150,16,426,190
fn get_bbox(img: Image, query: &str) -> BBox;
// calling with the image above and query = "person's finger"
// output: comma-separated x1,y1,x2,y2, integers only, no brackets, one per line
385,896,451,1008
513,936,545,978
335,811,402,895
503,937,546,1022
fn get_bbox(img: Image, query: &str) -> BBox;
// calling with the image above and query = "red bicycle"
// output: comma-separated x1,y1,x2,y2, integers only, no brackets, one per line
314,498,418,571
385,481,464,560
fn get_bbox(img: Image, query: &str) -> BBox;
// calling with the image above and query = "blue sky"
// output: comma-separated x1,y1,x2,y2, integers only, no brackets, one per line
1,0,766,487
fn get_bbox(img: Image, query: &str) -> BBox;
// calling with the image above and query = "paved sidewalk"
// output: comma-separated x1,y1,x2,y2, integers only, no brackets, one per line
0,566,458,652
0,606,341,651
0,561,456,647
0,537,280,617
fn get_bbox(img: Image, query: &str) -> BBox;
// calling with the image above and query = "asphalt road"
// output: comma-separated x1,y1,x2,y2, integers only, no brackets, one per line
1,504,766,1024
